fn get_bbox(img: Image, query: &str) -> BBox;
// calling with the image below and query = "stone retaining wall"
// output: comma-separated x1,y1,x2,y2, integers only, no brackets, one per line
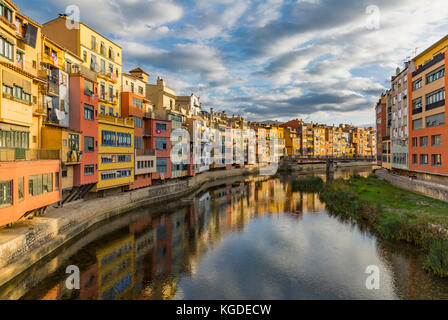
375,169,448,202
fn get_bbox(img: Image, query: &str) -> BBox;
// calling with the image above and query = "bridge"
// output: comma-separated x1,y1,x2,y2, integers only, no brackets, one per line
279,155,376,173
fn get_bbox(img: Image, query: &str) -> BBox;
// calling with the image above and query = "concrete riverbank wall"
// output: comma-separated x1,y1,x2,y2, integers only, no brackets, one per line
376,169,448,203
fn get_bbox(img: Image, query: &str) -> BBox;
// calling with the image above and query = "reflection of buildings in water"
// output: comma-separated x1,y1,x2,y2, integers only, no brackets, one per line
171,209,187,275
129,216,156,299
96,233,135,300
80,263,99,300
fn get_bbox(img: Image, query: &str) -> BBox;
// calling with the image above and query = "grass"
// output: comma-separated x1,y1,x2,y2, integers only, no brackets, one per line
319,173,448,277
291,176,324,193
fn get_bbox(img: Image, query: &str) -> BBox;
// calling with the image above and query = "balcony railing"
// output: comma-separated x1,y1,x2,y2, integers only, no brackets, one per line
136,149,156,156
412,107,423,115
98,114,134,127
0,148,61,162
143,129,152,136
426,100,445,111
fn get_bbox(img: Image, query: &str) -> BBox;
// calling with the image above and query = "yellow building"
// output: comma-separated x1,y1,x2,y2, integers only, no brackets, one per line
94,114,134,192
42,16,122,117
284,127,301,156
42,16,135,193
41,125,81,191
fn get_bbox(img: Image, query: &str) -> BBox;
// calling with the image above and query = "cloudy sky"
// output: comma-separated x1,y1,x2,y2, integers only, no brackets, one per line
16,0,448,126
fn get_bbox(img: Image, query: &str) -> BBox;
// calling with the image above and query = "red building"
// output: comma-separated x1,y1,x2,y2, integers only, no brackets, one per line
145,110,172,181
375,94,387,166
68,71,99,199
408,45,448,176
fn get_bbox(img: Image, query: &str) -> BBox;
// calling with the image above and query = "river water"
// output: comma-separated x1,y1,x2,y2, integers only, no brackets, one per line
1,168,448,300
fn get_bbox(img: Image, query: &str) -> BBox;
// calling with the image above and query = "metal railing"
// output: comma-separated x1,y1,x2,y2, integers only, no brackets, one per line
0,148,61,162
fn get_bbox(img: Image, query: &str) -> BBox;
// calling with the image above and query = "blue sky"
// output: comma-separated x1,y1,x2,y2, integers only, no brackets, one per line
15,0,448,126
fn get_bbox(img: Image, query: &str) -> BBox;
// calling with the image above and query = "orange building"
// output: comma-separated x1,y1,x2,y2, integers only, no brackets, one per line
408,36,448,176
121,69,156,190
0,155,61,226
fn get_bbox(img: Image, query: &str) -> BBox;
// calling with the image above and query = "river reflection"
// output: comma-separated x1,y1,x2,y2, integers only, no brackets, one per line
3,169,448,300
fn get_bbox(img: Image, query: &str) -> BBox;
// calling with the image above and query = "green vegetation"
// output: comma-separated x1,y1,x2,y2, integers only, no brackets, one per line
319,173,448,277
291,176,324,193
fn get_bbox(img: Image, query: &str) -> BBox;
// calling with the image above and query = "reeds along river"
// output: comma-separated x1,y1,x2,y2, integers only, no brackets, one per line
1,168,448,300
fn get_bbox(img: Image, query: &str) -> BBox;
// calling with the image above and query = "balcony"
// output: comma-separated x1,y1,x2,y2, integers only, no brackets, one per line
426,100,445,112
47,81,59,96
98,113,134,128
143,129,152,136
0,148,61,162
136,149,156,156
143,112,154,119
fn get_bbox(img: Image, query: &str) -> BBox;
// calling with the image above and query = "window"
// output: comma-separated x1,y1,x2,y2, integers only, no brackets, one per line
100,82,105,100
156,137,167,150
157,158,167,174
117,155,131,163
133,116,142,128
100,59,106,74
2,84,12,97
91,36,96,50
132,97,143,108
29,174,53,197
134,136,143,149
156,123,167,132
102,130,116,146
426,66,445,84
426,112,445,128
108,85,114,102
18,177,24,201
117,133,131,147
377,106,382,114
432,135,442,146
413,118,423,130
412,154,418,164
84,165,94,176
426,89,445,107
84,79,94,96
432,154,442,166
420,136,428,147
84,105,94,120
117,170,131,178
0,180,12,207
412,97,422,114
109,47,114,59
420,154,429,165
412,137,418,147
85,136,94,152
0,130,29,149
138,86,144,95
100,104,106,114
90,54,97,72
0,36,13,60
413,78,422,90
108,107,114,116
68,134,79,151
101,172,116,180
101,155,114,163
55,172,59,191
